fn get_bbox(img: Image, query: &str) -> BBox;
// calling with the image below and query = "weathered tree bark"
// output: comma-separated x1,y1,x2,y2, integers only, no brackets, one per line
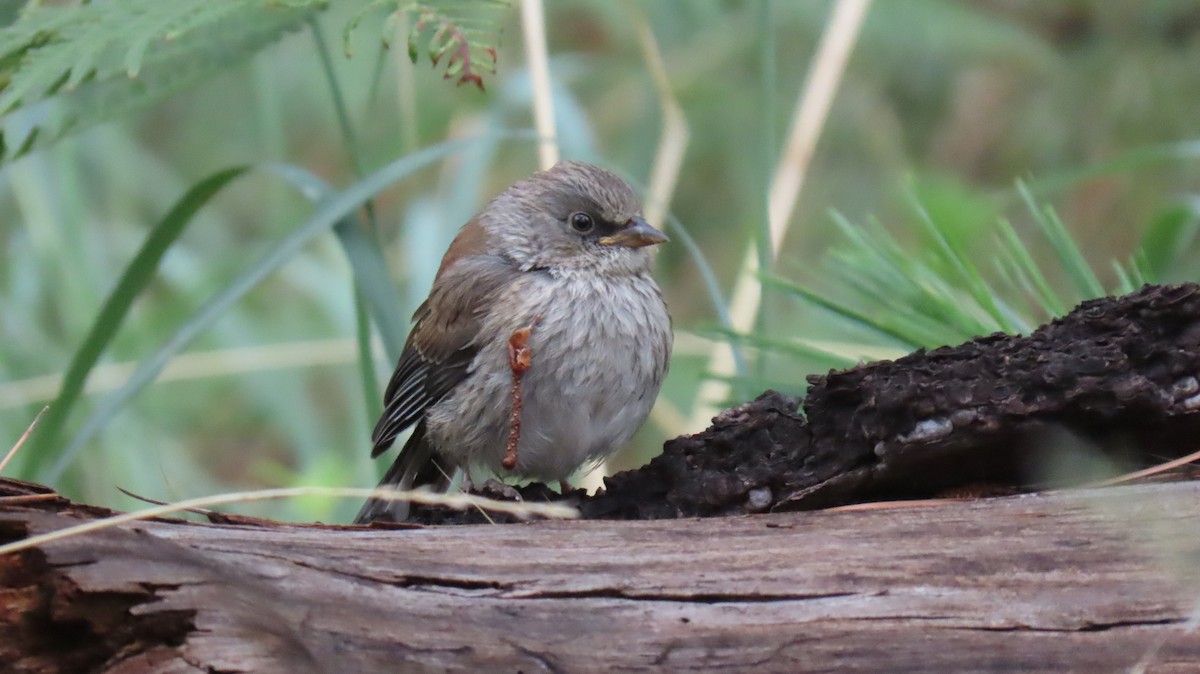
2,478,1200,673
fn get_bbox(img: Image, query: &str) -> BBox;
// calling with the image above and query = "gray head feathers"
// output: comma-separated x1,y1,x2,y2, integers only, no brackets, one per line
484,161,654,275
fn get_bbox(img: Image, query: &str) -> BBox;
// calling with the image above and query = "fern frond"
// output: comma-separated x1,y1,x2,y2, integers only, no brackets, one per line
346,0,508,91
0,0,327,164
0,0,508,164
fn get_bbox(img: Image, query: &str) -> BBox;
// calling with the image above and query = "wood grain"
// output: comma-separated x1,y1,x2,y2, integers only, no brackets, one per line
4,479,1200,672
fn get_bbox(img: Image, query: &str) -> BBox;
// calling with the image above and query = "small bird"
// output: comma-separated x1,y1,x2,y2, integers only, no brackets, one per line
355,161,673,523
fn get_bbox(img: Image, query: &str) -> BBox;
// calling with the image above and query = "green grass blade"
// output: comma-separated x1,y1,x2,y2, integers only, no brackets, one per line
1111,260,1135,295
1017,181,1104,298
45,133,525,482
905,189,1015,332
994,217,1065,316
262,162,407,361
1019,140,1200,199
25,166,251,478
761,275,926,350
1137,201,1200,278
263,162,398,428
663,211,747,376
352,286,381,425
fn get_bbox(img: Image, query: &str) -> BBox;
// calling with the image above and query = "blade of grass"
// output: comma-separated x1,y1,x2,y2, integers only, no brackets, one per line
1137,201,1200,278
262,163,407,362
1019,140,1200,200
45,133,531,483
1017,181,1104,299
521,0,558,169
311,18,386,425
26,166,252,477
994,217,1066,316
905,188,1017,333
352,287,381,425
760,275,927,350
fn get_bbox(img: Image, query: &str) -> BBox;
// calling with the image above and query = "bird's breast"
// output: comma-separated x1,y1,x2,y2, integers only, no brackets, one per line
472,271,671,478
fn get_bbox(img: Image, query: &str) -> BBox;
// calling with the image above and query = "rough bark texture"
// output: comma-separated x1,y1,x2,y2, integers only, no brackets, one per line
3,478,1200,673
413,282,1200,524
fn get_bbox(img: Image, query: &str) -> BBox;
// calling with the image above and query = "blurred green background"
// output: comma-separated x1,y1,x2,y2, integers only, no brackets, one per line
1,0,1198,522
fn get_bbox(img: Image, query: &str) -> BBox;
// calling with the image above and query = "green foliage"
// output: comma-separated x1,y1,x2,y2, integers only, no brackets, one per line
0,1,323,163
0,0,508,164
346,0,506,90
26,166,253,479
37,136,511,484
3,0,1200,521
750,180,1190,374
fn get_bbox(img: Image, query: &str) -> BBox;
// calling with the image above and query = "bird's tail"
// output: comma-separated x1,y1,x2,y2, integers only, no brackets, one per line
353,422,450,524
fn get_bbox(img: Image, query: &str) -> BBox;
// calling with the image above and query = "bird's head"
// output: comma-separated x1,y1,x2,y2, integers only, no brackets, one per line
484,161,668,276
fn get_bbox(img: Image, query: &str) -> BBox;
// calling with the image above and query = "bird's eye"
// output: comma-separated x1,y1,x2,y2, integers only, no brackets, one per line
569,212,595,234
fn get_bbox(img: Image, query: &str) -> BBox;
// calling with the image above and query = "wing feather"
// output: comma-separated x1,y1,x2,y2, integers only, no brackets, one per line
369,218,517,457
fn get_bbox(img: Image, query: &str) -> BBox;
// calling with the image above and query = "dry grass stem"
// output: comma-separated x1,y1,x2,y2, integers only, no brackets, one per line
690,0,873,429
0,406,48,474
0,338,380,410
0,493,59,505
0,485,579,557
1078,447,1200,488
589,9,695,490
521,0,558,169
633,11,690,233
824,497,963,513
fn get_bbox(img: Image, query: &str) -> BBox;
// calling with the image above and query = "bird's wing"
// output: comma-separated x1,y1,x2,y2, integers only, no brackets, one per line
370,218,517,457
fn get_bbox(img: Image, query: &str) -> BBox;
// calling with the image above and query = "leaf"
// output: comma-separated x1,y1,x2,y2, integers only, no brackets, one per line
406,1,507,90
1137,201,1200,278
26,166,252,478
43,132,524,483
1017,181,1105,299
342,0,507,90
262,163,408,362
0,0,324,165
752,176,1166,373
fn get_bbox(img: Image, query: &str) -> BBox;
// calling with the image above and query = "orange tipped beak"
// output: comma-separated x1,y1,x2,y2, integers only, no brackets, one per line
597,217,669,248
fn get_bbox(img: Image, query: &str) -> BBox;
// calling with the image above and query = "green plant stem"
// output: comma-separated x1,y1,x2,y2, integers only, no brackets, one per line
310,17,387,427
27,167,252,478
43,133,531,483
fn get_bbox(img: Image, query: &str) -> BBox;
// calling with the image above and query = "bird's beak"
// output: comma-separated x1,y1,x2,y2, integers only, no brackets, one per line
597,217,670,248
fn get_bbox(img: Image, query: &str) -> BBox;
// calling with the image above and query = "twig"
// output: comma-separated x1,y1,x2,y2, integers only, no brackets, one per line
0,485,579,557
823,497,963,513
1077,447,1200,489
0,406,48,474
505,315,542,470
0,493,59,505
116,485,215,516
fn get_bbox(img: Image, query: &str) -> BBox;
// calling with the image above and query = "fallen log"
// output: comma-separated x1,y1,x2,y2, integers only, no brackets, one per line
1,478,1199,673
5,282,1200,672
